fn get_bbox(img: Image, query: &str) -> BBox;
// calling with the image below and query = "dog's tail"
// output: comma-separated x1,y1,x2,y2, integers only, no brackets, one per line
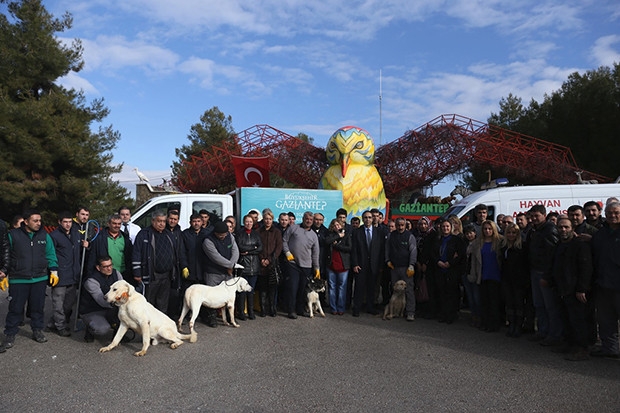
178,330,198,343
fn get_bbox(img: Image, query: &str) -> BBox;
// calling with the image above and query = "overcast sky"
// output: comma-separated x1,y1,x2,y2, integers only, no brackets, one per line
48,0,620,196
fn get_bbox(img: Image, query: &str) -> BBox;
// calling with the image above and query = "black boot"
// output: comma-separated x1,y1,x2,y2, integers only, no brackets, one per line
506,315,516,337
259,291,268,317
236,293,246,320
247,292,256,320
269,289,277,317
513,315,523,338
206,309,218,328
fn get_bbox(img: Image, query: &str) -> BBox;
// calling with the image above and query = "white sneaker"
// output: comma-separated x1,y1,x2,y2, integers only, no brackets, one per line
406,314,415,322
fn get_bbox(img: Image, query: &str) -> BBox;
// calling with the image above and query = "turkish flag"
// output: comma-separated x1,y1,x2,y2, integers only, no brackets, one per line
231,155,271,187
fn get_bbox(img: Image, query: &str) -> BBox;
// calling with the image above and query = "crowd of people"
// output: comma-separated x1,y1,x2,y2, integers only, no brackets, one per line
0,198,619,363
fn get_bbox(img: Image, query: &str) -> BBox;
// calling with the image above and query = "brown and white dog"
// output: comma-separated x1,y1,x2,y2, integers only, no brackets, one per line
383,280,407,320
98,280,197,357
178,277,253,332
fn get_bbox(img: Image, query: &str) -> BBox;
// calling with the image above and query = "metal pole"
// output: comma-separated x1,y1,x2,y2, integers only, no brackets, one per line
73,220,89,332
379,69,383,146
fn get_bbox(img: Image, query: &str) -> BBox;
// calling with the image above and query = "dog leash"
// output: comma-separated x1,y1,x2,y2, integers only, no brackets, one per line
225,277,241,287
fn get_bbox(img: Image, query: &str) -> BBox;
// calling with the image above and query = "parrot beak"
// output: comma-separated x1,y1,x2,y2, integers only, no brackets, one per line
341,154,350,178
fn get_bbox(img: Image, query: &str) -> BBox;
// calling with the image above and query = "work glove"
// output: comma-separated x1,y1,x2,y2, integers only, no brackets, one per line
49,270,59,287
0,277,8,291
314,268,321,279
406,265,415,278
285,251,295,262
387,261,395,270
182,268,190,279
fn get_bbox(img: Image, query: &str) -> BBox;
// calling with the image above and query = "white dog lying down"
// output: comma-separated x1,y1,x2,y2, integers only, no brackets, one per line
178,277,253,332
99,280,197,357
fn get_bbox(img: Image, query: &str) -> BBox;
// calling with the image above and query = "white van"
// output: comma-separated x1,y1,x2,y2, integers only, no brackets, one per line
443,183,620,225
131,194,234,230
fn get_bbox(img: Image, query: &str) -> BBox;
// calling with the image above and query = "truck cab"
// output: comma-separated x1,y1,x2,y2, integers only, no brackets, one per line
131,194,234,230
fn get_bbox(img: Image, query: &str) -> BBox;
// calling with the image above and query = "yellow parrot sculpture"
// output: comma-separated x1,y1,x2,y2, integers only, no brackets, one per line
319,126,387,219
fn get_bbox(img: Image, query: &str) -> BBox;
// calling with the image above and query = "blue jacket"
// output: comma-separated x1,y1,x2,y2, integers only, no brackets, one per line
50,226,81,286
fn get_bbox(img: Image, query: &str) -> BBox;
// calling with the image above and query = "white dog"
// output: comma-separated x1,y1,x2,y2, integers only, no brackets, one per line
306,278,326,318
99,280,197,357
383,280,407,320
178,277,253,332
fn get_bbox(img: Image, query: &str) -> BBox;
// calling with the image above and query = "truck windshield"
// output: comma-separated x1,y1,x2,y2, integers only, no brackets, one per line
441,205,465,220
133,201,181,229
193,201,224,224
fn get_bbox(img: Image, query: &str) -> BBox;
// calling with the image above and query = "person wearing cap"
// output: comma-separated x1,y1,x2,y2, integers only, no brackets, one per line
202,221,240,327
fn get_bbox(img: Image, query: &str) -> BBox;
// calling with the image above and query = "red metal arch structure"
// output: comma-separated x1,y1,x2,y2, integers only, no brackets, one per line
176,114,610,197
176,125,326,193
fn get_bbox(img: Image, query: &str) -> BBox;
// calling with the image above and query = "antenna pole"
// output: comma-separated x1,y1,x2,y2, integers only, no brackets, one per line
379,69,383,146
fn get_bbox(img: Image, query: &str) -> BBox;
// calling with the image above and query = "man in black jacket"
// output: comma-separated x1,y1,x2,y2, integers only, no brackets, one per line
2,210,58,350
351,211,386,316
179,214,209,323
590,202,620,359
552,218,593,360
47,211,82,337
132,211,179,315
528,204,562,345
385,218,417,321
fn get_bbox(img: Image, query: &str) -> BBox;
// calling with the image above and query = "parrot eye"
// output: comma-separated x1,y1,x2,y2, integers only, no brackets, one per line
354,141,363,149
329,142,336,149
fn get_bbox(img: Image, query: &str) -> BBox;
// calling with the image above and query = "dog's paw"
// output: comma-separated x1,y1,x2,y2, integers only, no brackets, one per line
232,323,240,328
170,342,181,349
134,350,147,357
320,313,325,317
98,346,111,353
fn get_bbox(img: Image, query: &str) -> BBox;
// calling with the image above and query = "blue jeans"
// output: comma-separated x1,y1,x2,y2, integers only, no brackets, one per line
328,269,348,313
461,273,481,317
531,270,563,339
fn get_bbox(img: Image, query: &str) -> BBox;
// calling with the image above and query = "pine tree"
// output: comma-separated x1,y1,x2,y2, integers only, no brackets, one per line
0,0,130,222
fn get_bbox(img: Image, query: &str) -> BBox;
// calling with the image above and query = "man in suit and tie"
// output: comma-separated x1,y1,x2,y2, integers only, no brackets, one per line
118,206,141,244
351,210,386,316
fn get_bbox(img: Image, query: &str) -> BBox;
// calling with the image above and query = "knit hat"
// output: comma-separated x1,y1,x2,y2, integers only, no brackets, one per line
214,221,229,234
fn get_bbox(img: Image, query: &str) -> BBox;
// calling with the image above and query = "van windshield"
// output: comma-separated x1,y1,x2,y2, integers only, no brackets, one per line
193,201,224,224
440,204,495,227
133,201,181,229
441,205,465,220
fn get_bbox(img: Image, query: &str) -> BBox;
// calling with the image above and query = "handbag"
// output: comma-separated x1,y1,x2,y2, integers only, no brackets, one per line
415,275,429,303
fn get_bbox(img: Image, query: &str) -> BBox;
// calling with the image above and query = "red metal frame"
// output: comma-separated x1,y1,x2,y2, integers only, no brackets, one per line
175,115,610,196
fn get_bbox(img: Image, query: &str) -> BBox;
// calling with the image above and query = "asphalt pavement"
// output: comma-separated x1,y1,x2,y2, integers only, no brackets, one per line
0,288,618,413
